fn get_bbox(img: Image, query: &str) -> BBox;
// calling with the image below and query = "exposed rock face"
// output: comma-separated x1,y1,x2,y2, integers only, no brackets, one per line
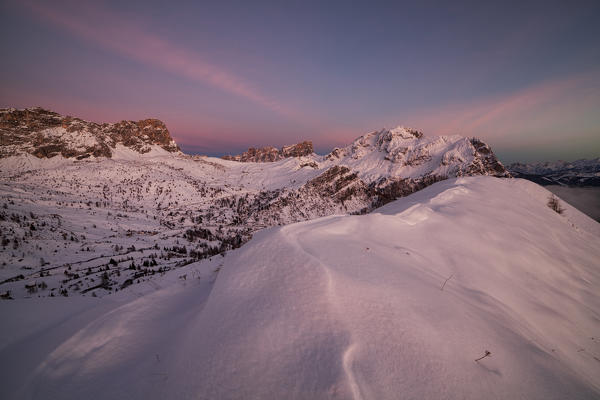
369,175,447,209
222,146,281,162
281,141,314,158
235,166,373,227
0,107,180,159
222,141,314,162
468,138,508,176
316,126,510,209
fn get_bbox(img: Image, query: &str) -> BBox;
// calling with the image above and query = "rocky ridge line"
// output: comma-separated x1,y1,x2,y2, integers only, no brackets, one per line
222,141,314,162
0,107,180,159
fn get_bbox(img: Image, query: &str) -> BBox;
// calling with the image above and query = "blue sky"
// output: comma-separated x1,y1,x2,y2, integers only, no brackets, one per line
1,0,599,162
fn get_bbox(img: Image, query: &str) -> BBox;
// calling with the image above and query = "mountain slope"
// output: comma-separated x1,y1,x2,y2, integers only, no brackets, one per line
326,127,508,181
188,176,599,399
0,110,512,298
2,177,599,399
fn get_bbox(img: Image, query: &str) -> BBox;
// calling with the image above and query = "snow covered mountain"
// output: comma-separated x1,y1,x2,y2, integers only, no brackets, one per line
323,126,509,199
508,158,600,186
1,177,599,399
0,108,512,299
1,108,598,398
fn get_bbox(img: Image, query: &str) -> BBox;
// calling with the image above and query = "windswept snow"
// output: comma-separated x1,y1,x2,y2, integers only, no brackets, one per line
1,177,599,399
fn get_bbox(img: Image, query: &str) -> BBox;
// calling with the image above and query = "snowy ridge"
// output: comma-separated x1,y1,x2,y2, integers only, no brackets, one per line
1,177,599,399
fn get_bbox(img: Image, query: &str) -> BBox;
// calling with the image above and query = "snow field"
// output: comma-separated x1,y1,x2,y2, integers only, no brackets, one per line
2,177,598,399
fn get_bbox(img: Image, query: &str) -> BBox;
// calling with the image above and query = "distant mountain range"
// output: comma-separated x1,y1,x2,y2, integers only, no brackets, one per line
0,107,510,215
222,141,314,162
508,158,600,187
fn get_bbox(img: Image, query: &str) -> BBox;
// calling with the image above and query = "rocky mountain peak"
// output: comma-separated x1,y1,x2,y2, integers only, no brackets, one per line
222,141,314,162
281,141,314,158
0,107,180,159
325,127,509,183
326,126,424,161
385,126,424,139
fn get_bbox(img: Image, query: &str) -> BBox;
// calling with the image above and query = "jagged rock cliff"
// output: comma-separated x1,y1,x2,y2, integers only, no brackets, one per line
0,107,180,159
222,141,314,162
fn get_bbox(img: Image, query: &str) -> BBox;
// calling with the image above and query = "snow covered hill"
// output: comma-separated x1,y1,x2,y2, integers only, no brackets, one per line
1,177,599,399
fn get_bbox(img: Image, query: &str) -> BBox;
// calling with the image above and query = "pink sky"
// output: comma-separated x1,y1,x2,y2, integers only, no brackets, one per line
3,0,599,161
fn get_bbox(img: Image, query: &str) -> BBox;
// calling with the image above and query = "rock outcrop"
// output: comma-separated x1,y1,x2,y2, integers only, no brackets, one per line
222,141,314,162
281,141,314,158
0,107,180,159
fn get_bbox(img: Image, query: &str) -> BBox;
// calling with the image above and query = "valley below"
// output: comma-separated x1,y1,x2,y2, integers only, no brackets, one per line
545,185,600,222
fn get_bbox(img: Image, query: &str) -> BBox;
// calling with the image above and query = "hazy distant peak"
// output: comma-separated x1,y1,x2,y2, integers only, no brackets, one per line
222,141,314,162
508,158,600,187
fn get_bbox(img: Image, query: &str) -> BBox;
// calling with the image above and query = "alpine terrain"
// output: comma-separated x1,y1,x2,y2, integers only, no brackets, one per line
0,107,509,298
0,108,599,399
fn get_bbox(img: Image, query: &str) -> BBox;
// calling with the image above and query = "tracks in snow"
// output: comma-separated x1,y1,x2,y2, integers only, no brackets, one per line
281,220,364,400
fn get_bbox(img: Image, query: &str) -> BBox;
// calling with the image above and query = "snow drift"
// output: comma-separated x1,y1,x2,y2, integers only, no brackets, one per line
1,176,599,399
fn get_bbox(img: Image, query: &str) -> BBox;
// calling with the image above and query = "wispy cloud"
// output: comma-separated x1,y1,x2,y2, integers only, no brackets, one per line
19,0,296,118
410,71,600,144
309,71,600,160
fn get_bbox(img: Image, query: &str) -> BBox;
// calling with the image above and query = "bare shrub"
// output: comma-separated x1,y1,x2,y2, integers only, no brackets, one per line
547,195,564,214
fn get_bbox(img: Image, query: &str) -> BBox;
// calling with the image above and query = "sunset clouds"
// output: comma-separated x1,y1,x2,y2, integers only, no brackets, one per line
19,0,295,118
405,71,600,160
2,1,599,161
410,72,598,132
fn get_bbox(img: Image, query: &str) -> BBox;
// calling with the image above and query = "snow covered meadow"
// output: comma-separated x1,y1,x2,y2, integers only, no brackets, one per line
1,176,599,399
